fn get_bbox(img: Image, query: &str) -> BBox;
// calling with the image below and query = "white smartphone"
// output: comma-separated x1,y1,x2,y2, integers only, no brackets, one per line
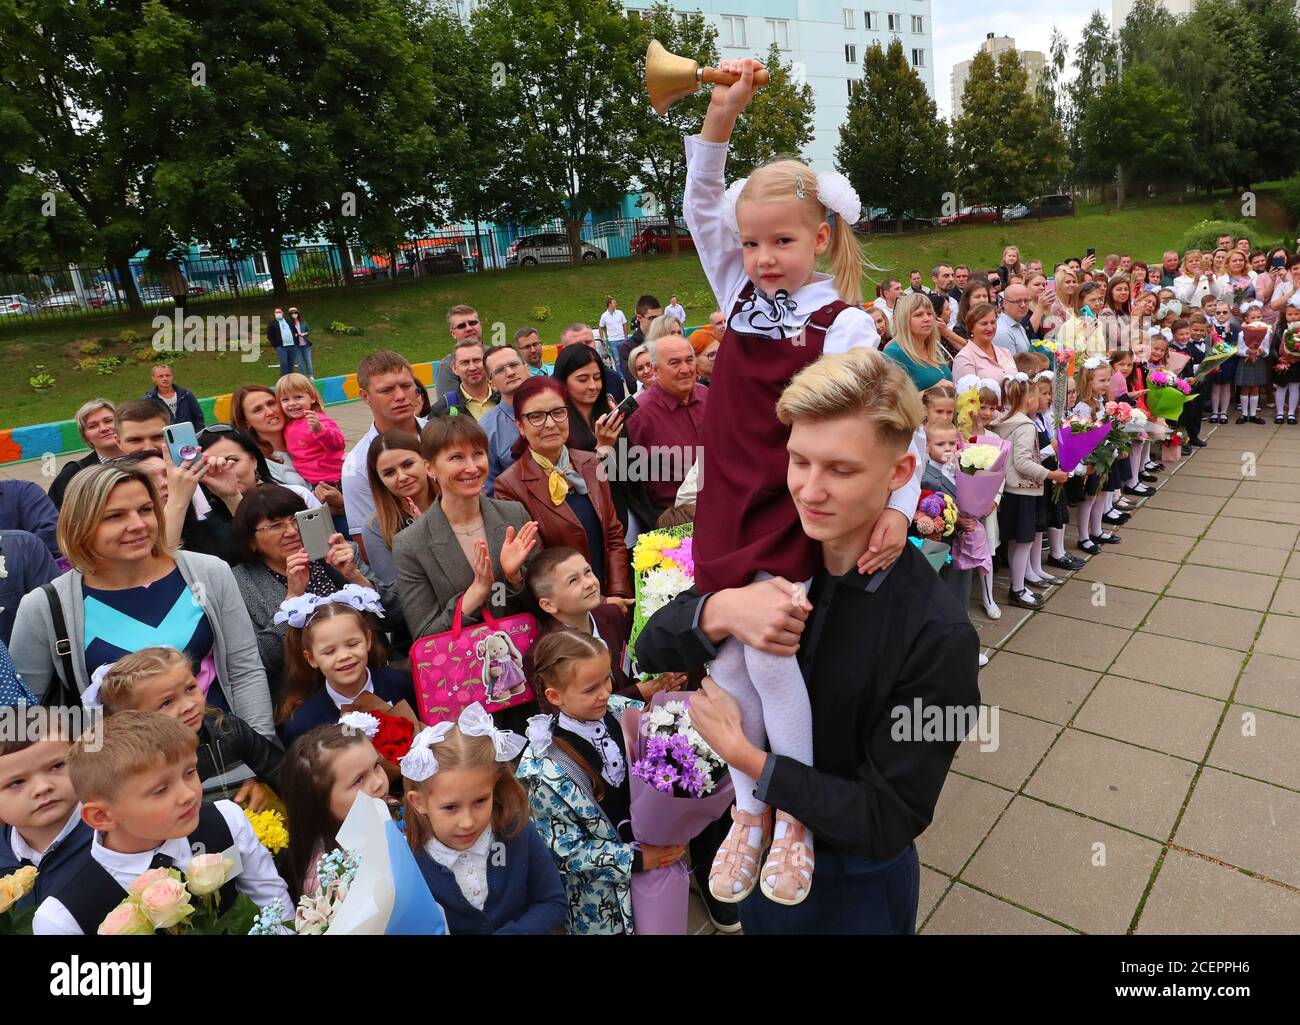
164,422,200,465
294,507,333,561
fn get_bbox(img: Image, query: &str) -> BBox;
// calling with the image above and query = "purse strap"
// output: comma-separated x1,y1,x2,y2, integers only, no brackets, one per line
450,594,501,640
40,583,80,708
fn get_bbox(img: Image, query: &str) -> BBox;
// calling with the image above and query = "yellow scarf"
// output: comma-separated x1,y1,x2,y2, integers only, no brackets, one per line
530,450,569,505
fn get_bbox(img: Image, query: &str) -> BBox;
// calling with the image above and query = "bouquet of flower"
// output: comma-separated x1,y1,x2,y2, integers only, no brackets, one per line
0,865,38,935
913,489,957,539
1196,339,1238,381
99,856,259,935
955,438,1009,518
1278,328,1300,369
630,524,694,653
1145,370,1195,419
338,698,420,783
245,808,289,855
620,692,735,934
1052,416,1114,502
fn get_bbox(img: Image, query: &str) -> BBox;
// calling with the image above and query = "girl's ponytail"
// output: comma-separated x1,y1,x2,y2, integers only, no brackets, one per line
825,213,864,307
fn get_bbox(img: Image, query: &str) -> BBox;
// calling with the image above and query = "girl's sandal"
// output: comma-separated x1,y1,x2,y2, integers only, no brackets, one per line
760,812,814,906
708,806,771,904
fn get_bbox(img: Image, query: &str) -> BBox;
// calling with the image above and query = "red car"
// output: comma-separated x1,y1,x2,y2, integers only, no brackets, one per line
631,224,695,254
937,205,1000,227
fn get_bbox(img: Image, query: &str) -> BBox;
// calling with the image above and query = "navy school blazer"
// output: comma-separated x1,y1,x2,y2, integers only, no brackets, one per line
277,665,416,747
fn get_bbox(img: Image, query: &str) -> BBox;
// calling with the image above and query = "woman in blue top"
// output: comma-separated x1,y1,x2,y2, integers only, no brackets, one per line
883,292,954,391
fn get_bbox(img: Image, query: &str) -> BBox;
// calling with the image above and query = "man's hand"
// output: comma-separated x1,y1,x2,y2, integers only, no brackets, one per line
690,678,766,780
857,508,909,575
699,577,809,657
233,780,273,813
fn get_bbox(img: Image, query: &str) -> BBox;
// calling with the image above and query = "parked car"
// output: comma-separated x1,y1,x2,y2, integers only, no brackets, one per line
39,292,93,311
936,205,1000,227
0,294,37,315
1007,194,1074,220
853,210,937,234
630,224,696,254
506,232,606,267
419,248,466,275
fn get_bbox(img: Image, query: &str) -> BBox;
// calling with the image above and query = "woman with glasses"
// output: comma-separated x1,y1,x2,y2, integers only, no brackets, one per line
10,463,275,737
392,416,540,638
493,377,631,600
230,483,397,690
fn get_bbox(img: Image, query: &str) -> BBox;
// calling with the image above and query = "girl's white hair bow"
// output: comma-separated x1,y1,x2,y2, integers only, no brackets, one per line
274,585,385,629
955,373,982,395
1082,355,1106,370
81,663,113,710
1011,372,1030,384
399,703,525,783
979,377,1003,394
525,713,555,758
722,171,862,238
1034,369,1054,382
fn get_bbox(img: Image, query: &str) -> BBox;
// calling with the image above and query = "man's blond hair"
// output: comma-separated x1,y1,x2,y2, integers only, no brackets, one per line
776,348,922,451
68,711,197,804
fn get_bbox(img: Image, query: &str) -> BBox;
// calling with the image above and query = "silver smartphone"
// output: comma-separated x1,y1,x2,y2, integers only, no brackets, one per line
294,507,333,561
164,422,200,465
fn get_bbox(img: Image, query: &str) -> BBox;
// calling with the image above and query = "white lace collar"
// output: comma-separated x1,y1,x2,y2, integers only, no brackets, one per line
556,712,626,788
727,274,841,339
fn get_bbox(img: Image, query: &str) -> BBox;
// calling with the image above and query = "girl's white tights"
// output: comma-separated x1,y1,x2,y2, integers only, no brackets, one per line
1077,495,1096,543
1049,526,1067,560
1027,532,1046,580
1008,541,1031,593
1275,383,1300,417
1211,382,1231,416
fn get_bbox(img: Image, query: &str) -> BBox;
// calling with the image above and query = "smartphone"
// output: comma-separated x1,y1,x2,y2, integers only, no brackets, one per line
1272,255,1286,269
294,507,333,561
1086,247,1096,258
164,422,200,465
614,394,640,419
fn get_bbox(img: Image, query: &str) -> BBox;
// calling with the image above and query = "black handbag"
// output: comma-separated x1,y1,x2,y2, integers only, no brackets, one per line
40,583,80,708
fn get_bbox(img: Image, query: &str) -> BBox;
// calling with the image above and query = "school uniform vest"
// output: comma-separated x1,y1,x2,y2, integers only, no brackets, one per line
693,282,847,592
551,714,633,843
0,818,92,911
53,804,237,935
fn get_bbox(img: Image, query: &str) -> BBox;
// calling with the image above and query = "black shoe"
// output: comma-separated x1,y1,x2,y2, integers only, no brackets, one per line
1104,511,1130,525
1123,484,1152,497
1250,416,1266,425
690,874,743,933
1146,461,1164,471
1047,554,1086,572
1023,576,1052,590
1189,438,1208,447
1027,573,1061,587
1277,415,1286,425
1237,415,1249,424
1078,539,1101,555
1289,416,1298,425
1008,588,1042,609
1098,533,1122,544
1139,472,1158,483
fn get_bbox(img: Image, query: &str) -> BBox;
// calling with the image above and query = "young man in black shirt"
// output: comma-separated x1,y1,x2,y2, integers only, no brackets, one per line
635,348,980,934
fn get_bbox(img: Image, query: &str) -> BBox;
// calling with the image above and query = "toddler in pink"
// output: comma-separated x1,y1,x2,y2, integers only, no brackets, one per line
276,373,346,486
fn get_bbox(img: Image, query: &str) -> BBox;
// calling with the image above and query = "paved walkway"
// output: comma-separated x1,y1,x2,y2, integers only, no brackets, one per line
7,403,1298,934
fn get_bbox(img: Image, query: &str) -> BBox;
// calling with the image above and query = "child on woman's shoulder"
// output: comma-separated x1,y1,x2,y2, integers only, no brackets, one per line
276,374,346,488
517,631,684,935
32,711,290,935
93,646,282,807
277,592,415,747
401,703,565,935
0,719,91,913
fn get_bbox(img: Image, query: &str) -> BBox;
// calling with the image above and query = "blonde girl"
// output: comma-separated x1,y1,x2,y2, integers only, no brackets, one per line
401,704,565,934
276,373,346,488
1072,357,1118,555
682,57,922,906
921,381,957,426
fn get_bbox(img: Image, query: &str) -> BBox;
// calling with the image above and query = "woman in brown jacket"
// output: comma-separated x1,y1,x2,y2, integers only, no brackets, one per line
493,376,632,600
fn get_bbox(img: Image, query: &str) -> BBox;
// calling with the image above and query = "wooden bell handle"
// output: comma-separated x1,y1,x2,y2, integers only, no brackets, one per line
700,65,771,89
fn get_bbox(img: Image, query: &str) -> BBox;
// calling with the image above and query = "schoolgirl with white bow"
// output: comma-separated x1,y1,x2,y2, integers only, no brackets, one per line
683,56,922,909
86,646,284,808
274,585,415,747
516,630,685,934
397,703,566,935
1072,356,1121,556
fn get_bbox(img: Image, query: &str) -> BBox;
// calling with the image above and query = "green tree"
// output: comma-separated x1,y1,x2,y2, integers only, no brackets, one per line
1068,11,1119,171
475,0,642,262
1235,0,1300,181
1077,62,1191,195
836,39,948,226
727,42,816,179
951,50,1001,211
623,4,718,253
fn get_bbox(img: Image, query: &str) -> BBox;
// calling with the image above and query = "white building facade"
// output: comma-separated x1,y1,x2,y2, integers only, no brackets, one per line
950,33,1044,122
628,1,938,171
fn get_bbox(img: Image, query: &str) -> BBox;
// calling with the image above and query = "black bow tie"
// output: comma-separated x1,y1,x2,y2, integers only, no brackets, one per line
149,852,175,870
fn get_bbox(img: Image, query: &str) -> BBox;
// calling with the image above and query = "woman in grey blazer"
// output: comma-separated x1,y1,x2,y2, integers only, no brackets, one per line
394,417,539,639
9,463,275,737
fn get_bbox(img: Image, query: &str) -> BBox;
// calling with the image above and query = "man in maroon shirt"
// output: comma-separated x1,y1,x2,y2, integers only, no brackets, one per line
624,334,707,515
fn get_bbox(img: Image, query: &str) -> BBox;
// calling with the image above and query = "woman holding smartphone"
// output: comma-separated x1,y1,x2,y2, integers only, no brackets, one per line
229,483,398,691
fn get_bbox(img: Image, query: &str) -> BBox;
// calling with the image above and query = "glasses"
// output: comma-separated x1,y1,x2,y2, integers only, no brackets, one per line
254,517,298,536
197,424,235,442
452,319,480,330
490,360,525,376
1004,297,1028,306
521,407,570,428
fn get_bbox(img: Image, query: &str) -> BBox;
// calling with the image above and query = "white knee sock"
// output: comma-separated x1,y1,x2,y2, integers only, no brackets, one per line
1049,526,1066,559
741,644,814,852
1287,383,1300,416
1250,393,1260,417
708,638,769,820
1241,393,1250,415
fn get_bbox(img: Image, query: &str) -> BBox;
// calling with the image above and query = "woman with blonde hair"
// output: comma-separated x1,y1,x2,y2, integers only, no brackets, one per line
882,292,953,390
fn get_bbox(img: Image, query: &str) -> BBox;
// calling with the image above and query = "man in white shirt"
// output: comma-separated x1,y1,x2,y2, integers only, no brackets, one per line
598,297,628,361
665,295,687,324
342,351,428,553
993,284,1032,355
872,278,901,327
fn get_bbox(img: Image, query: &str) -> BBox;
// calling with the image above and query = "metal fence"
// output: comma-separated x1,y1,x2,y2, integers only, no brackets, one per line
0,217,692,327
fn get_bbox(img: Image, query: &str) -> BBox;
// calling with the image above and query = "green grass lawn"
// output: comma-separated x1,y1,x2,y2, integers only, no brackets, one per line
0,194,1227,429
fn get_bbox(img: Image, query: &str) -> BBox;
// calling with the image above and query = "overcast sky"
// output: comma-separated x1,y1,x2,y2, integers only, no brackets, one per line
931,3,1110,118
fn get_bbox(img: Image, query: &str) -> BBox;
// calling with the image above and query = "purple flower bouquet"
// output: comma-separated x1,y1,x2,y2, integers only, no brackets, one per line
620,692,735,935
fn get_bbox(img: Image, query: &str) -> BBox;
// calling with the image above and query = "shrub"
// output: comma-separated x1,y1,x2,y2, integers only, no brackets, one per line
531,305,551,322
1177,219,1262,254
78,340,103,355
95,356,123,376
1279,174,1300,227
327,320,362,335
286,265,335,290
29,366,55,391
77,357,99,371
134,346,157,363
117,328,139,345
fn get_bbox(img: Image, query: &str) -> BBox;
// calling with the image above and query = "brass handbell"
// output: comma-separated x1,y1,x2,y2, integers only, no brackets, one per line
645,39,771,115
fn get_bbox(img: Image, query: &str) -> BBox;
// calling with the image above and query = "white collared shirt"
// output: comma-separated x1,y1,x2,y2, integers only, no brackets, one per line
326,669,376,710
9,804,82,866
425,828,494,911
32,800,290,935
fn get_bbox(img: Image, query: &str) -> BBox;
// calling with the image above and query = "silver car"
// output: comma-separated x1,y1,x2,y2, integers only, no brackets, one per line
506,232,606,267
0,294,36,315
